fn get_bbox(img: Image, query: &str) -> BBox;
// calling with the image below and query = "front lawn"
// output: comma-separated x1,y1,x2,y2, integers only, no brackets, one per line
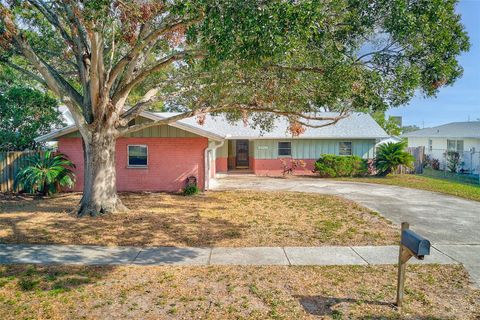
0,264,478,319
338,174,480,202
0,191,396,247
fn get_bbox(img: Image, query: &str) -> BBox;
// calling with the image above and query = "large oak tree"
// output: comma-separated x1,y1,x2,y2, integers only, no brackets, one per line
0,0,469,216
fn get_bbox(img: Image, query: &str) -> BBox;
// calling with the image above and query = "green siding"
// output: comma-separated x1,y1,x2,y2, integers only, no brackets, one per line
216,142,229,158
253,139,376,159
62,117,200,139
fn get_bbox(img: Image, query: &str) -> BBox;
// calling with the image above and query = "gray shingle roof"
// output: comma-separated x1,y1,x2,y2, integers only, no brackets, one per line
152,112,388,139
402,122,480,139
36,111,388,142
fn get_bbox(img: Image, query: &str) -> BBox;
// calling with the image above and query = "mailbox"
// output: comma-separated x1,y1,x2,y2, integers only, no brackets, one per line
396,222,431,308
400,229,431,259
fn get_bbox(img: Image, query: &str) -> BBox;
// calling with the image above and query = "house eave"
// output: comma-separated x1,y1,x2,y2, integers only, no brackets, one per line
35,111,226,143
225,136,389,140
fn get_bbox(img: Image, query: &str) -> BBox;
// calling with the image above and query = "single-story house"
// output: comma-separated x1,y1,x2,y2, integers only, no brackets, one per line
402,121,480,173
36,111,388,192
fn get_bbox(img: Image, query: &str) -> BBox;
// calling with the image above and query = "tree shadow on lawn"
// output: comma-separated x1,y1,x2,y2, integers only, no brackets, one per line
0,192,245,247
295,295,447,320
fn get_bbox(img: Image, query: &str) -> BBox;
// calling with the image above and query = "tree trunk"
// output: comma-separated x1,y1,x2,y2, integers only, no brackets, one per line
77,130,127,216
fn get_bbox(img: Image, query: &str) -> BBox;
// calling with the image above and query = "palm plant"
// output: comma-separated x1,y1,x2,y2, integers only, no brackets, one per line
375,141,415,176
15,151,76,196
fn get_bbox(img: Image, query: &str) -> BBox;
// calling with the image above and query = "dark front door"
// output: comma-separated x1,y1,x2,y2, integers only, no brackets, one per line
235,140,249,168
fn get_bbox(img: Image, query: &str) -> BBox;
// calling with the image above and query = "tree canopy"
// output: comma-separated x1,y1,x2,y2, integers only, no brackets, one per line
0,65,62,151
0,0,470,134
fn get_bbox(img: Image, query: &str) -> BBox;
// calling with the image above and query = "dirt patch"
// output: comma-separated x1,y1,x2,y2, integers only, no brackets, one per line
0,191,397,246
0,264,478,319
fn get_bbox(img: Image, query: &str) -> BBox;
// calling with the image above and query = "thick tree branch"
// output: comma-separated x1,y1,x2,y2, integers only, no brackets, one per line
0,60,47,87
27,0,74,47
107,17,190,91
112,50,202,106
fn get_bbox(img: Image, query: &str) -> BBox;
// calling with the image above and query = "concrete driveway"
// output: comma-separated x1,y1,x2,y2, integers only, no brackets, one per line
212,175,480,284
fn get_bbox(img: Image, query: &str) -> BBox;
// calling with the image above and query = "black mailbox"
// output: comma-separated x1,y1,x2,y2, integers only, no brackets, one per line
401,229,431,259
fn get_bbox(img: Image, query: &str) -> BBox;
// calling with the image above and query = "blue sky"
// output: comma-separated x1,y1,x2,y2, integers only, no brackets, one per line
386,0,480,128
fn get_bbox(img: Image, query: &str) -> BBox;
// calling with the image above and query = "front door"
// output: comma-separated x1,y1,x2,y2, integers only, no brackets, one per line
235,140,249,168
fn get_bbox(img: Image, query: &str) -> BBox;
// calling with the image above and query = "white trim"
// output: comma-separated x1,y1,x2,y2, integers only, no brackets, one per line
127,144,148,168
34,125,78,143
36,111,225,143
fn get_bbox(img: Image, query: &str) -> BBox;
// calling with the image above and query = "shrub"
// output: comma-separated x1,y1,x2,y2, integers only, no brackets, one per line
375,141,415,176
280,158,307,176
314,154,368,177
183,183,200,196
424,155,440,170
446,151,460,173
14,151,75,196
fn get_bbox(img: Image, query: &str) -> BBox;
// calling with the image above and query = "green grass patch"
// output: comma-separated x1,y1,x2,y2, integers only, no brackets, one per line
337,174,480,201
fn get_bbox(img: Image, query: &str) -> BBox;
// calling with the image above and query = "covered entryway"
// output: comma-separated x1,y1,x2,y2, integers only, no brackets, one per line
227,140,253,172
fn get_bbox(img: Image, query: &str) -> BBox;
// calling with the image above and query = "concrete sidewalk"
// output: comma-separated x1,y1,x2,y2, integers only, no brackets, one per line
1,244,477,286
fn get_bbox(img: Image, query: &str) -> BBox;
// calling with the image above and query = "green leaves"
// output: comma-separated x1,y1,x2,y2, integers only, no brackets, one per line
0,82,63,151
375,141,415,176
14,151,76,196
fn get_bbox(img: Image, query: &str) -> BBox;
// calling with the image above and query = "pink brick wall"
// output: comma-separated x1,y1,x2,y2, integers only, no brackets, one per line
215,157,228,173
58,137,208,192
253,159,316,176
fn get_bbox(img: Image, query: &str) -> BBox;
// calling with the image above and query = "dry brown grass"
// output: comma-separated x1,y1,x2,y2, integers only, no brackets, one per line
0,264,478,319
0,191,397,246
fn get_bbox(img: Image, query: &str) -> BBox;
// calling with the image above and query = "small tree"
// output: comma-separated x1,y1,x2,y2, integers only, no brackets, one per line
446,151,460,173
0,85,63,151
375,141,415,176
15,151,76,196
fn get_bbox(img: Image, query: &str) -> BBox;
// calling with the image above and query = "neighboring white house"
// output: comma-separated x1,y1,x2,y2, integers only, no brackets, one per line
402,121,480,174
375,136,402,147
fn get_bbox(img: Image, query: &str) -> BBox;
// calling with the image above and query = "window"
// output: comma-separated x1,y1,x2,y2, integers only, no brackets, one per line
128,145,148,167
456,140,464,154
339,142,352,156
278,142,292,156
428,139,433,152
447,139,456,151
447,139,464,153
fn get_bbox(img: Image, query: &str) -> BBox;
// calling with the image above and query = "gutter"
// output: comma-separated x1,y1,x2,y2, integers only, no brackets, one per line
203,137,227,190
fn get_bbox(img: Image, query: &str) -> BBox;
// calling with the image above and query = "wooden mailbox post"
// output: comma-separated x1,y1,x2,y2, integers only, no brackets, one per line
396,222,431,307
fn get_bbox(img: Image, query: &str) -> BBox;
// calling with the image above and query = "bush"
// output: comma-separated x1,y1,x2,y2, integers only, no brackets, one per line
375,141,415,176
183,183,200,196
314,154,368,177
446,151,460,173
424,155,440,170
14,151,75,196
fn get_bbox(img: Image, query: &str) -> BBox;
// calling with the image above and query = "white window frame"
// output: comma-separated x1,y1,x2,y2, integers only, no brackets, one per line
277,141,292,157
339,141,353,156
447,139,464,153
127,144,148,168
428,139,433,152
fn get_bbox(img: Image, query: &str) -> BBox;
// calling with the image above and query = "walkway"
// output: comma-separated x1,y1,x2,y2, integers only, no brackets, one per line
0,243,472,267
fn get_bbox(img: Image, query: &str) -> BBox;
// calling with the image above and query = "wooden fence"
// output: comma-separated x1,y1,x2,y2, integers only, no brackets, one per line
0,151,41,193
394,146,425,174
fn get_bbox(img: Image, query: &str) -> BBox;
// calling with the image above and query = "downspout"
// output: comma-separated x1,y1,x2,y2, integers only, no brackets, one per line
204,138,227,190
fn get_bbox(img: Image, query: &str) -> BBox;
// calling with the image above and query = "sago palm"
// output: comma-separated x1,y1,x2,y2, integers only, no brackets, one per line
375,141,415,176
15,151,76,196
